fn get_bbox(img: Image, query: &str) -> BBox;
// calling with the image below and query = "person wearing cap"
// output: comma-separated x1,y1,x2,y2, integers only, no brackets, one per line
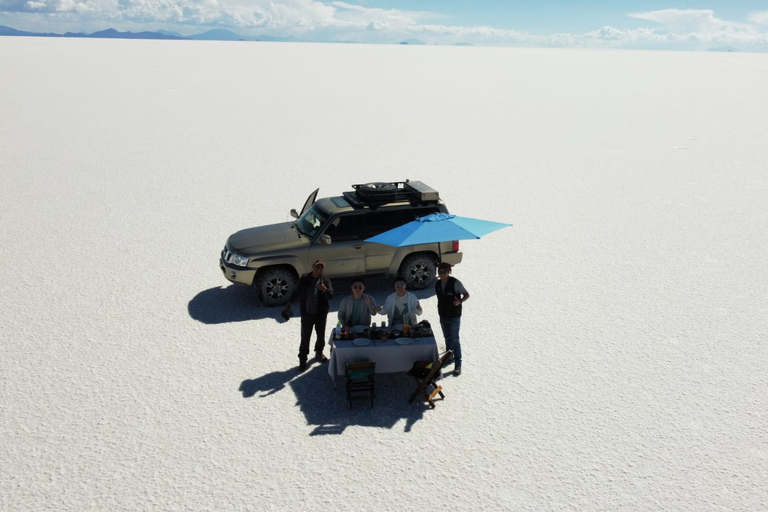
283,258,335,372
377,276,422,327
435,262,470,376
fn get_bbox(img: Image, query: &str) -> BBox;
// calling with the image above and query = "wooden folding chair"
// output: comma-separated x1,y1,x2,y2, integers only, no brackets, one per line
345,361,376,409
407,350,452,408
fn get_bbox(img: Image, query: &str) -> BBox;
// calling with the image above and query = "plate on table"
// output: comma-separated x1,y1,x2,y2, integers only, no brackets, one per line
354,338,372,346
395,338,412,345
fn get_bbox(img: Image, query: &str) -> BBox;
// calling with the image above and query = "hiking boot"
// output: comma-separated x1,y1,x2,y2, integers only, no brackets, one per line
299,360,307,372
316,352,329,363
454,365,462,376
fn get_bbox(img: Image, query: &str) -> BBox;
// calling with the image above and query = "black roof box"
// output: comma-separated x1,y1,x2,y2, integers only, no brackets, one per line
344,180,440,208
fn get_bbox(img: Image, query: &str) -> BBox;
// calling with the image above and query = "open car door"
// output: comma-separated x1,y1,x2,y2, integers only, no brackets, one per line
300,188,319,216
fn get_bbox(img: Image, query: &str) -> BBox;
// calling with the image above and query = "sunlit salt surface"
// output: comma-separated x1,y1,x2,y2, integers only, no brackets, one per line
1,37,767,510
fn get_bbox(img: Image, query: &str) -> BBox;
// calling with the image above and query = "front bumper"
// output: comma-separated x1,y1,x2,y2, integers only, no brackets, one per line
220,258,256,286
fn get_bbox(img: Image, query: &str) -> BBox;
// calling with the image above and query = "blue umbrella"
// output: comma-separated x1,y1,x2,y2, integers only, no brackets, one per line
365,212,511,257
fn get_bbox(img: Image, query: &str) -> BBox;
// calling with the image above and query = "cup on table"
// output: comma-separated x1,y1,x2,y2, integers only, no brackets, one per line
403,323,411,336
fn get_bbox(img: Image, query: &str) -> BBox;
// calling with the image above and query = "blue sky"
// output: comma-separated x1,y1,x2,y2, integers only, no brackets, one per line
2,0,768,50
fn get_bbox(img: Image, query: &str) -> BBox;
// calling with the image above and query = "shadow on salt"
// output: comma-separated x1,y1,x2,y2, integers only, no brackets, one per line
239,363,435,434
289,366,432,434
188,285,276,324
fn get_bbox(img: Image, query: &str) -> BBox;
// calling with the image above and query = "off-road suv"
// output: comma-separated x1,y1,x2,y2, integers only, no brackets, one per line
219,180,463,306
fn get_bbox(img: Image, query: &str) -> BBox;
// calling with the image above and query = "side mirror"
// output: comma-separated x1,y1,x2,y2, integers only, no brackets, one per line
290,209,299,219
318,234,331,245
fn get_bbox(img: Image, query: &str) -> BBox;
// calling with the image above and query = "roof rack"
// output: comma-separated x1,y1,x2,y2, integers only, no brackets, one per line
343,181,440,208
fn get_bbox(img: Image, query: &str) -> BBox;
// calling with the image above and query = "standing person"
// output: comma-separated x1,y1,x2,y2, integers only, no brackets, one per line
337,278,377,329
435,262,470,376
282,259,334,372
377,276,422,327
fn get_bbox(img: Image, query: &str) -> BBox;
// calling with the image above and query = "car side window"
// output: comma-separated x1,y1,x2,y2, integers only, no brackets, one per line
364,210,406,238
324,214,364,242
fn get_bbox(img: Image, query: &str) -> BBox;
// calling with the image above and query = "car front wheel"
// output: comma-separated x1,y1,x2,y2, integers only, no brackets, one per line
400,253,437,289
254,266,297,306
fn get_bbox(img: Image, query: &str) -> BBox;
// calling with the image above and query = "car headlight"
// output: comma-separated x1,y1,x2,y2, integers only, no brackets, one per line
232,254,249,267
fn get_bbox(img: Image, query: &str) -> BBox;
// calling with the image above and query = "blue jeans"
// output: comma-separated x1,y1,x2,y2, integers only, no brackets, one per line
439,316,462,366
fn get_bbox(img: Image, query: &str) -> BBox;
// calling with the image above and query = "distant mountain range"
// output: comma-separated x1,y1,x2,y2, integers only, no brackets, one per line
0,25,299,42
0,25,467,46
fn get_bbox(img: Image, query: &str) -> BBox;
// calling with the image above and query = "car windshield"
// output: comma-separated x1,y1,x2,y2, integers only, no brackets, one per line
296,204,328,238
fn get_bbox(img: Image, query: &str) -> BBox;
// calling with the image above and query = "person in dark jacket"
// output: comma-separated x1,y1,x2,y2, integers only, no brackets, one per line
283,259,335,372
435,262,470,375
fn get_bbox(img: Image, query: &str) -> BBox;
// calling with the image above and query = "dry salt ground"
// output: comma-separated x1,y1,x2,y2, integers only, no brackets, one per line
2,37,767,511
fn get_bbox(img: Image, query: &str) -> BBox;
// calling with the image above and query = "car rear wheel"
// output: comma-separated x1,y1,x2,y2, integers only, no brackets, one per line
254,266,297,306
400,253,437,289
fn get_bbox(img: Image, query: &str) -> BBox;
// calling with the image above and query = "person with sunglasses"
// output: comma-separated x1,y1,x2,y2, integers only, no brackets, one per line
377,276,422,327
435,262,470,376
283,258,335,372
337,278,378,329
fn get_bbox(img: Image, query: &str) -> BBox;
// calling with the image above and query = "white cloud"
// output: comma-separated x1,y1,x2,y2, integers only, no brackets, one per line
750,10,768,26
366,20,385,31
627,8,750,35
117,0,187,23
621,8,768,49
248,0,336,29
56,0,96,13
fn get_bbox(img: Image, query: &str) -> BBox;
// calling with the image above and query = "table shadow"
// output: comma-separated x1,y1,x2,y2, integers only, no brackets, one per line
288,363,437,434
238,360,440,434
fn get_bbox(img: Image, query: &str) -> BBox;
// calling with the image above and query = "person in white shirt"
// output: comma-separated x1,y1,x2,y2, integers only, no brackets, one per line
377,276,422,327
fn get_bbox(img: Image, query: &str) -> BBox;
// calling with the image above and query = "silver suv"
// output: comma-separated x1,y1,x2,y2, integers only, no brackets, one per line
220,181,463,306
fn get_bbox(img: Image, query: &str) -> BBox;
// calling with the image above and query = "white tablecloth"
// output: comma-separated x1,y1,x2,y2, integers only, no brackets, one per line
328,335,439,383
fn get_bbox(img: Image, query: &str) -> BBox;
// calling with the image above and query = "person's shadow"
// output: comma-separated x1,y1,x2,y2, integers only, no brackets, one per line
238,369,297,398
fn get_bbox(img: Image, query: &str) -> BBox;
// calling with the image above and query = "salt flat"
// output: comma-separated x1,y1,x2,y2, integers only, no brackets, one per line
1,37,767,511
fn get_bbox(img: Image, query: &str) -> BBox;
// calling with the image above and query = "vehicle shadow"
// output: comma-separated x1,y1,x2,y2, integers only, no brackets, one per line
190,276,436,325
188,285,280,324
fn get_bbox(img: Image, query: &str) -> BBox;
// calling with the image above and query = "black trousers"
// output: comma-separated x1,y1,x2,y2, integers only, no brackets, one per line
299,313,328,361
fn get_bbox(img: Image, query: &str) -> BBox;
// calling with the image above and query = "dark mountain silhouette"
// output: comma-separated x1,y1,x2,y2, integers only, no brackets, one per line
88,28,183,39
190,29,245,41
0,25,66,37
1,25,181,39
0,24,301,42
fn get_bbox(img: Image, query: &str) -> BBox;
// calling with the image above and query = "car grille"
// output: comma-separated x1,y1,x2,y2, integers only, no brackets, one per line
222,247,233,263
